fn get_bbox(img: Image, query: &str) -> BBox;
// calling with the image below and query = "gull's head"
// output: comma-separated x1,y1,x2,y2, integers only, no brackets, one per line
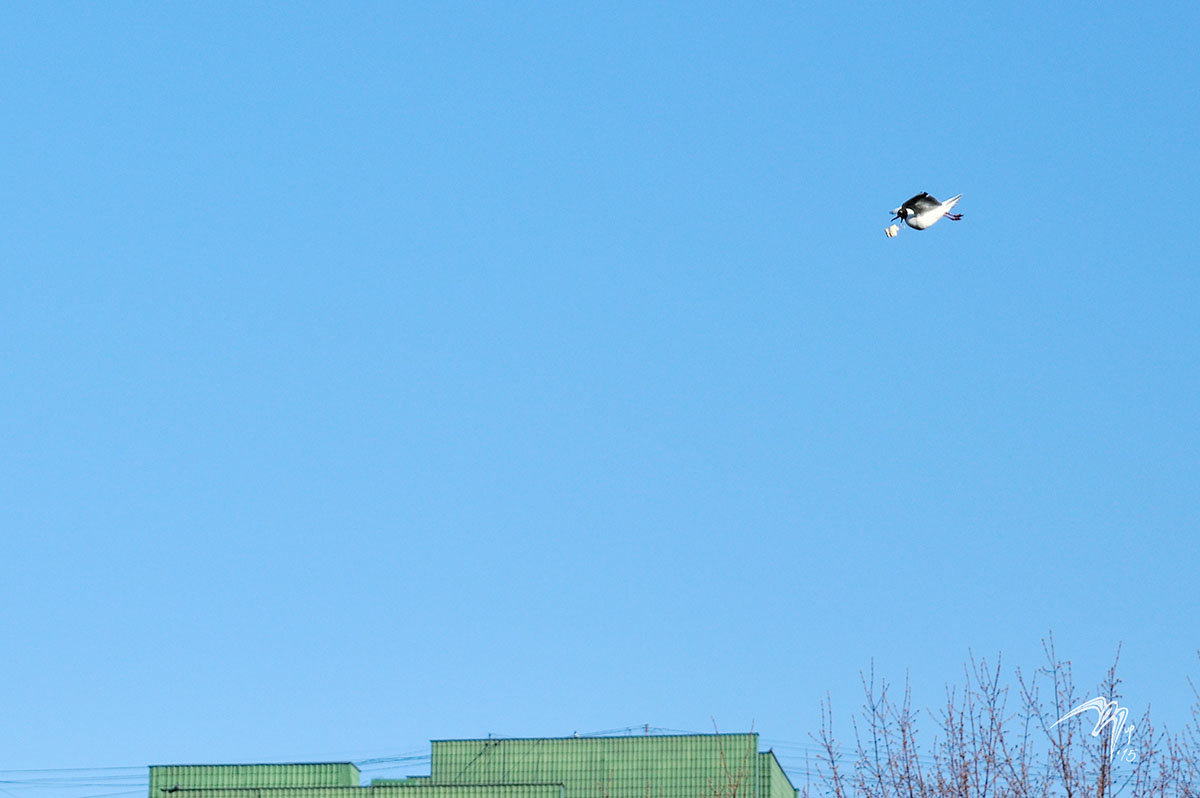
890,206,907,222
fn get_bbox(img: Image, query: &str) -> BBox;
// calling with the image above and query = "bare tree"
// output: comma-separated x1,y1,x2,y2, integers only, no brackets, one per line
802,636,1200,797
708,719,758,798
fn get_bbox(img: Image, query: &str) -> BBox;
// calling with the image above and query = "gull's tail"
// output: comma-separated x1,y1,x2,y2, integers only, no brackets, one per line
942,193,963,211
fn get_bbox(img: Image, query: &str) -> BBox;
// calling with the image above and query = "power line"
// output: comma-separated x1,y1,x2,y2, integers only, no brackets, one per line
355,754,431,766
0,770,141,775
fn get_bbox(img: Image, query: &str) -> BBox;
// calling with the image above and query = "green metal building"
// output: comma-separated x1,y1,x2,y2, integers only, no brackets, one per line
149,733,797,798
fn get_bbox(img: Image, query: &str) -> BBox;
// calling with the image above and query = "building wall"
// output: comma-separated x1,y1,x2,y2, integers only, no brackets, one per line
431,734,775,798
149,764,360,793
166,786,564,798
756,753,794,798
149,734,796,798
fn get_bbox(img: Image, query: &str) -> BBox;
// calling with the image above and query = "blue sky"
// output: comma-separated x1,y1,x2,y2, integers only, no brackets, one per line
1,2,1198,794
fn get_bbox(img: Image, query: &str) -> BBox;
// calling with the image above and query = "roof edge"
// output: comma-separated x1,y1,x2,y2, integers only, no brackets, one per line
431,732,759,744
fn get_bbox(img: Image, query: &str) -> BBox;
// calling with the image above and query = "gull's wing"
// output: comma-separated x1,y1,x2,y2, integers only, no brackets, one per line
904,192,941,212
